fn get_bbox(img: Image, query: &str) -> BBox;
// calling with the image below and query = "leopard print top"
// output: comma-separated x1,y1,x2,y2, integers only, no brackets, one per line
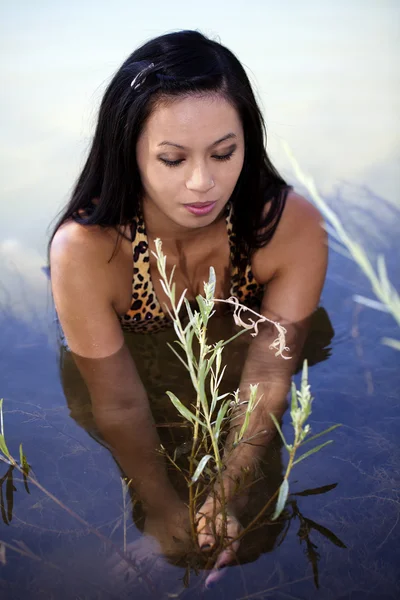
120,203,265,334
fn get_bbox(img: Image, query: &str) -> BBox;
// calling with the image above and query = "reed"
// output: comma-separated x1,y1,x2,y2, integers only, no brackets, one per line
282,141,400,351
152,240,340,546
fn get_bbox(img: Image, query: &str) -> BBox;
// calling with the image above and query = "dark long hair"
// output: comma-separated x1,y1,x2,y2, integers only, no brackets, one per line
49,30,289,254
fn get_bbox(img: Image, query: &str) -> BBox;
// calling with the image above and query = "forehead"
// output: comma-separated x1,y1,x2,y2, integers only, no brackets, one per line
142,94,243,145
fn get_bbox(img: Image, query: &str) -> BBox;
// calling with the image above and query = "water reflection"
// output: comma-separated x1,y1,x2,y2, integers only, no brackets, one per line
0,189,399,598
55,306,335,593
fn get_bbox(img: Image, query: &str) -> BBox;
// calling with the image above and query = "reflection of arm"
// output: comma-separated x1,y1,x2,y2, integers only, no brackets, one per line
50,223,180,512
222,194,328,495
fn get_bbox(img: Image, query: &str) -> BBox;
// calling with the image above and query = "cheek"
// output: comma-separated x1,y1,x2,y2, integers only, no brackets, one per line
148,164,180,197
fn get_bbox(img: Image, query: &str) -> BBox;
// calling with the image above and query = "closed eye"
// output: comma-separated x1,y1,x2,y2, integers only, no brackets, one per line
159,151,235,168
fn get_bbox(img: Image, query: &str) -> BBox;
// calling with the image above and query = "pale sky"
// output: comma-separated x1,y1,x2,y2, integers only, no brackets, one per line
0,0,399,311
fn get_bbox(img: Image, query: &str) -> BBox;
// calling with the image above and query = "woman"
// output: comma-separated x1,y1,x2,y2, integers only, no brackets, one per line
49,29,327,577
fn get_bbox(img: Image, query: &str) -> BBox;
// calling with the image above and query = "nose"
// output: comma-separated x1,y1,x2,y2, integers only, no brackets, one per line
185,163,215,193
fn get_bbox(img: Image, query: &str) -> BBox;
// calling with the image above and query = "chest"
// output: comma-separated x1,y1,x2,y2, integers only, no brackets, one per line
147,227,232,312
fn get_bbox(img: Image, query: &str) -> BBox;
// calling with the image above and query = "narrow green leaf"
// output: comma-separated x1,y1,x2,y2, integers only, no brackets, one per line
166,391,203,426
191,454,213,483
214,401,230,440
238,388,257,442
301,359,308,389
206,267,216,300
183,297,195,324
168,265,177,289
176,289,187,315
293,440,333,465
210,389,229,416
301,424,342,446
19,444,29,473
196,295,209,325
290,381,297,415
271,478,289,521
184,324,196,352
0,434,10,460
270,413,289,450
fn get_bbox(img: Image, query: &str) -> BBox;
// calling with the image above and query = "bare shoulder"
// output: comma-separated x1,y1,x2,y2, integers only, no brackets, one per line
50,220,118,268
253,190,327,282
278,190,325,235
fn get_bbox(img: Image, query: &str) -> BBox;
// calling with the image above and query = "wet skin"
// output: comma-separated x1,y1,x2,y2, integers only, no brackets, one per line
50,93,328,581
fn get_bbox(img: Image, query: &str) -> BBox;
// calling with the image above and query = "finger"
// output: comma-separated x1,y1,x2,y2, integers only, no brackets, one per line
214,543,238,570
196,515,216,551
205,564,228,589
204,542,239,589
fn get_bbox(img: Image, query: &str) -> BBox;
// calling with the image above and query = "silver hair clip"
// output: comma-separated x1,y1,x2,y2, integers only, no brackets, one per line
130,62,155,90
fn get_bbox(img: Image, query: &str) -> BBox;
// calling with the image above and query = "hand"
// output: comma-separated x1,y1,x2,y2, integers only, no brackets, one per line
109,498,191,581
196,494,242,589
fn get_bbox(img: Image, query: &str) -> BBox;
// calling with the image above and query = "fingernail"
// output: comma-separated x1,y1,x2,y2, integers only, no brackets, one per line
201,543,211,550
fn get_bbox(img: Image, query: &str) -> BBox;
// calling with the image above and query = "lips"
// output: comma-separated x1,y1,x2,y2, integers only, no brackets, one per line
184,201,217,216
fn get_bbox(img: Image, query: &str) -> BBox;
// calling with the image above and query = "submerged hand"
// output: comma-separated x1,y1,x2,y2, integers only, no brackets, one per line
110,499,191,580
196,495,242,588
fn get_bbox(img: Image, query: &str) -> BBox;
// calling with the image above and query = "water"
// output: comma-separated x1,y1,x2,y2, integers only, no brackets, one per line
1,2,399,598
0,203,399,599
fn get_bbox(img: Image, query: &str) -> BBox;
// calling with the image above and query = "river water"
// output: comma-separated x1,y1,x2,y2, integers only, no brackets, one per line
1,2,399,599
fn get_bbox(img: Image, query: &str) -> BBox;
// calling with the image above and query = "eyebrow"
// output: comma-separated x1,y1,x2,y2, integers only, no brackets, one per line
157,132,237,150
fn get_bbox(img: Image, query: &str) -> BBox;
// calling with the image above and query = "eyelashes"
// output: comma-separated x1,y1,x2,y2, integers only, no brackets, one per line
159,152,235,168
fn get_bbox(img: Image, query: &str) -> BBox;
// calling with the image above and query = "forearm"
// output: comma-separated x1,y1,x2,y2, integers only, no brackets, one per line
72,345,180,513
220,319,307,502
93,403,179,511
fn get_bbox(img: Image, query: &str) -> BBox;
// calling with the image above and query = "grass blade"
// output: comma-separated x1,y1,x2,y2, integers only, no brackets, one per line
301,424,342,446
293,440,333,466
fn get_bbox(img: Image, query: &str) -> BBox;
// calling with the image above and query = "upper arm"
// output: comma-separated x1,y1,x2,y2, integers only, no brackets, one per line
251,192,328,365
50,221,124,359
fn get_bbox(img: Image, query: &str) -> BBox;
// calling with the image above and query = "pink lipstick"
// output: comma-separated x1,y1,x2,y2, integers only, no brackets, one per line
184,201,216,216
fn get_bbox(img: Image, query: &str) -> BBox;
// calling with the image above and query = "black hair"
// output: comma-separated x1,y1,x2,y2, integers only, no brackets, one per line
49,29,289,255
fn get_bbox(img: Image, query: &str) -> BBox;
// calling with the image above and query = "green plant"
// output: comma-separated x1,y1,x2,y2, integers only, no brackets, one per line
152,239,286,536
152,239,341,546
269,362,341,520
0,399,155,592
282,141,400,351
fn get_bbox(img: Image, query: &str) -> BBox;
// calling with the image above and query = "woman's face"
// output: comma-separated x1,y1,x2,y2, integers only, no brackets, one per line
136,93,245,230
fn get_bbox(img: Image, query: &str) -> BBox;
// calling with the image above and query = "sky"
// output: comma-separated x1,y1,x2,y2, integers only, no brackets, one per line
0,0,399,314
